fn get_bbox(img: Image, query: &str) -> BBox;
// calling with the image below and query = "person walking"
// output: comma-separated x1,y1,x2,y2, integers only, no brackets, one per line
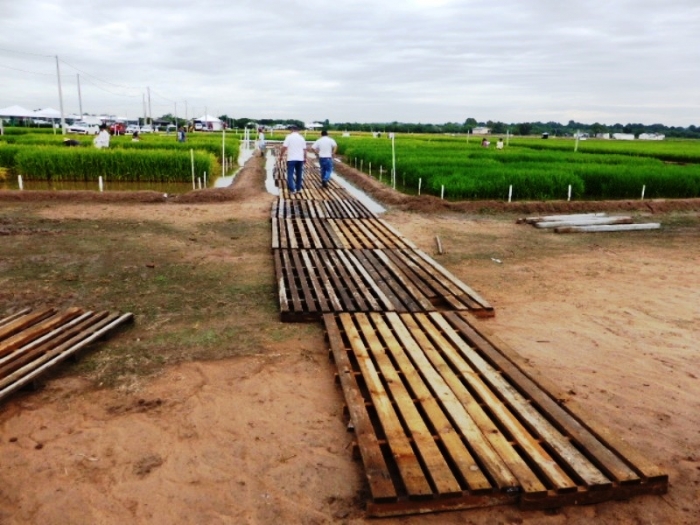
312,130,337,188
280,125,307,193
257,128,267,157
93,124,111,149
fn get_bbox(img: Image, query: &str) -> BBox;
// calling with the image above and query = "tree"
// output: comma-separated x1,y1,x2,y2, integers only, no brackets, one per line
517,122,532,136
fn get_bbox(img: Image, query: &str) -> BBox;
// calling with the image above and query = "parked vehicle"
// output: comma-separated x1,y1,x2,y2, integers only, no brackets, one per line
125,124,140,134
66,122,100,135
140,124,154,133
109,122,126,135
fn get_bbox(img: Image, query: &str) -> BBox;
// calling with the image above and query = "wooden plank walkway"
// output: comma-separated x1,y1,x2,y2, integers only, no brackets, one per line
0,307,133,403
324,311,668,516
270,148,666,516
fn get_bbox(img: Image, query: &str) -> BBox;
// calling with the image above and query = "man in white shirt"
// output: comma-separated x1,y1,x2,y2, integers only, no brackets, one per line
312,130,337,188
280,125,307,193
93,125,110,149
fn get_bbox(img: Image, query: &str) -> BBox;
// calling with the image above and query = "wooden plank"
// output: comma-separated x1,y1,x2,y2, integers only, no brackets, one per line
383,250,440,300
271,218,280,249
555,223,661,233
317,250,358,312
304,219,324,249
327,219,352,249
338,313,433,497
534,217,633,229
300,250,329,312
431,312,614,489
358,313,463,495
0,308,83,358
308,251,343,311
334,250,382,311
375,219,417,249
411,249,493,312
371,250,434,311
412,313,577,493
521,213,607,224
446,312,648,485
369,313,494,492
280,250,303,313
278,217,289,249
345,250,399,312
391,313,543,494
0,313,132,402
323,314,397,500
273,250,289,315
0,308,56,342
290,250,316,312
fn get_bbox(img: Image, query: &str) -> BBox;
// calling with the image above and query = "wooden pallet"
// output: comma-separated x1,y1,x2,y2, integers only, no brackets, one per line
324,311,668,517
272,218,416,250
274,249,493,322
272,198,376,220
0,307,133,402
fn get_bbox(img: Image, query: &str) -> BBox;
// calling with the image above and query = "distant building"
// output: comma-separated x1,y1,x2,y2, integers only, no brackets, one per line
639,133,665,141
596,133,611,139
471,126,490,135
612,133,635,140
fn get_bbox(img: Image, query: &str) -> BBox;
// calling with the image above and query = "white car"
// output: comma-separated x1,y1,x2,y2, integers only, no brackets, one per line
140,124,154,133
66,122,100,135
125,125,140,134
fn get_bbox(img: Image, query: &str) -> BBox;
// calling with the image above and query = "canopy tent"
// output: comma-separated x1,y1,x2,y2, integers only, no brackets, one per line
194,114,223,131
195,114,222,123
0,105,36,118
33,107,62,119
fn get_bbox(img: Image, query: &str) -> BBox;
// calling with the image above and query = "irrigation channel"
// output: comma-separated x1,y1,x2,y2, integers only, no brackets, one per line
269,147,668,517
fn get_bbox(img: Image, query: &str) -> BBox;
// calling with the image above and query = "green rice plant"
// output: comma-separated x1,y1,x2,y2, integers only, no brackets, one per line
15,147,218,183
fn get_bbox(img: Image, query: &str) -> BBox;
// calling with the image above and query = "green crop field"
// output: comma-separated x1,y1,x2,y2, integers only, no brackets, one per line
336,134,700,200
0,131,238,185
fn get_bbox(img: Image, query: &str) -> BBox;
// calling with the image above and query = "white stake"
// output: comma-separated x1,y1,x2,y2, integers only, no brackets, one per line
204,171,207,187
360,159,363,172
418,178,422,195
440,185,444,200
508,184,513,203
190,149,195,190
391,134,396,189
222,128,226,174
369,162,371,176
568,184,572,201
198,177,202,189
98,176,103,192
379,166,383,182
18,175,23,190
641,184,646,200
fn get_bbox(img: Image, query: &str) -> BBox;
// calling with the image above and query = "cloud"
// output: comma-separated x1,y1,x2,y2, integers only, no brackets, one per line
0,0,698,125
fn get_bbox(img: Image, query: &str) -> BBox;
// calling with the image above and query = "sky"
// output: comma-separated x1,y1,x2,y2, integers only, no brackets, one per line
1,0,698,127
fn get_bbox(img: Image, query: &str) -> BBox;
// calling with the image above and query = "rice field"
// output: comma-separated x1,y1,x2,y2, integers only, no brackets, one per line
336,134,700,200
0,131,239,187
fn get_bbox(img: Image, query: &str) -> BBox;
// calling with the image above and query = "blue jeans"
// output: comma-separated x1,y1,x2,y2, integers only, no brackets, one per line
287,160,304,192
319,157,333,183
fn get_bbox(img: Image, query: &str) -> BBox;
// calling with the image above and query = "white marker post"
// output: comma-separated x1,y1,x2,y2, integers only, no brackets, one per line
98,176,104,192
190,149,196,190
204,171,207,187
575,130,580,152
641,184,646,200
440,185,445,200
391,134,396,189
379,166,383,182
508,184,513,203
369,162,371,177
418,178,422,196
18,175,23,190
198,177,202,189
222,128,226,174
568,184,572,201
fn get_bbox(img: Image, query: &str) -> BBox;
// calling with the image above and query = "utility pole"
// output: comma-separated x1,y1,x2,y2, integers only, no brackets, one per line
77,74,83,117
142,93,146,125
55,55,66,135
147,86,152,124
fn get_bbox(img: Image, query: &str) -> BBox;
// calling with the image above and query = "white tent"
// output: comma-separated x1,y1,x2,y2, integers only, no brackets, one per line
194,114,223,131
0,104,36,118
33,107,62,119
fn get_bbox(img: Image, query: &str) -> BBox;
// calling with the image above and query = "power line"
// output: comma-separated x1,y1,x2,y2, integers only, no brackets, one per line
0,47,53,58
77,75,141,98
0,63,54,76
58,58,141,93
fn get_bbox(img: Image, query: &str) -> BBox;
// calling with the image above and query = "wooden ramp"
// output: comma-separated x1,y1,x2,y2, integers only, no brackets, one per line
0,307,133,403
324,311,668,517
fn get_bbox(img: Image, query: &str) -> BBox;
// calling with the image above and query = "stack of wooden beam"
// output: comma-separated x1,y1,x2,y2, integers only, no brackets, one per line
519,213,661,233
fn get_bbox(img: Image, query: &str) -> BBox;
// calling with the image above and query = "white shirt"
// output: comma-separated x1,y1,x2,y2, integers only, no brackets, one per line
312,136,337,158
282,131,307,161
93,130,110,149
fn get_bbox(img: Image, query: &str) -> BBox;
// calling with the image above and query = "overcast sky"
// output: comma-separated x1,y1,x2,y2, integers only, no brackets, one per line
1,0,698,126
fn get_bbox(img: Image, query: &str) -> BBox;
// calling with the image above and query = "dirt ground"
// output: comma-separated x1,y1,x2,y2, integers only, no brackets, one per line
1,156,699,524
